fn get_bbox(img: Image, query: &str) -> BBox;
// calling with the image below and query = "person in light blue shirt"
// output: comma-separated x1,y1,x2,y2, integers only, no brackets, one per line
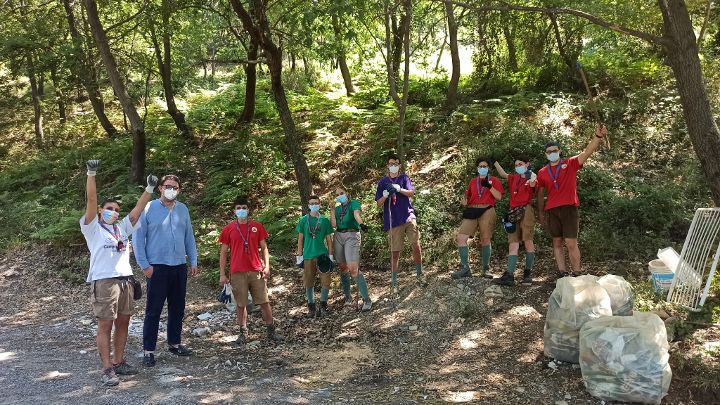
133,174,198,367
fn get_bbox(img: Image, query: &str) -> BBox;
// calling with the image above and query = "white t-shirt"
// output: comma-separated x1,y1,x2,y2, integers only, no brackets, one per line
79,215,141,282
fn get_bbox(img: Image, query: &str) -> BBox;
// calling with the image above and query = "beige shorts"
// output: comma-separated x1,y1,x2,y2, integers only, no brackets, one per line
508,205,536,243
303,258,332,289
333,231,361,263
90,278,134,320
230,271,269,307
388,220,421,252
458,207,497,240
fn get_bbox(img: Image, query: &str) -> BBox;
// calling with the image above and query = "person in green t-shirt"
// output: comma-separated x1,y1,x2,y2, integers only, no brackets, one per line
295,195,334,318
329,186,372,312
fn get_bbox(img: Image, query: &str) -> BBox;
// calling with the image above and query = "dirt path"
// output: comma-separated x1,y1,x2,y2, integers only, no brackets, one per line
0,248,711,404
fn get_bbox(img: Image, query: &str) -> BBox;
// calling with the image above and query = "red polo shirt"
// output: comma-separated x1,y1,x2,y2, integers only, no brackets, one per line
218,220,269,273
507,174,535,208
537,156,582,210
465,176,505,206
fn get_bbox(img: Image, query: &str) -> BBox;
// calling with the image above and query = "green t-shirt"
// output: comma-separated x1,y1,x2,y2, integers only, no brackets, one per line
296,215,334,259
334,200,361,230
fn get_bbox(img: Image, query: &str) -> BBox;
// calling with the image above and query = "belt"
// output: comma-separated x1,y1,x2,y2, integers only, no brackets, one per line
467,204,492,208
110,276,132,281
336,228,359,233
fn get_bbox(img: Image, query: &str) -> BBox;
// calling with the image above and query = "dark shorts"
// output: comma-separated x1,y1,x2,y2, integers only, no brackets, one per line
547,205,579,239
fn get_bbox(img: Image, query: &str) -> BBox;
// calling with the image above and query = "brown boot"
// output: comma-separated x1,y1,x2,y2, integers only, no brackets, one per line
266,323,285,342
235,326,249,346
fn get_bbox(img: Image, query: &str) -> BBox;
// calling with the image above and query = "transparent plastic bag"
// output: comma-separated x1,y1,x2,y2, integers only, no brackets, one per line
598,274,634,316
579,312,671,404
544,275,613,363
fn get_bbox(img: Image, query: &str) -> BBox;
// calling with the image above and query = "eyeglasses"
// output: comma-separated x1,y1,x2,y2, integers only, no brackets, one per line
478,165,489,168
545,149,560,154
162,185,180,190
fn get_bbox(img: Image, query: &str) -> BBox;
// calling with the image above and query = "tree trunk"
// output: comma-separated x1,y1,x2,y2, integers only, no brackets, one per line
445,1,460,111
37,72,45,97
239,39,258,123
26,52,44,148
84,0,145,184
50,67,66,124
150,0,191,139
332,14,354,96
397,0,412,162
660,0,720,205
62,0,117,137
503,25,518,72
290,52,296,71
550,14,577,72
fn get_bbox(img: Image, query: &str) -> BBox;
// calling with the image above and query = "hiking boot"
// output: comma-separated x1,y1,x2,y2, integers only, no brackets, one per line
481,269,494,279
113,360,138,375
522,269,532,286
343,296,354,307
451,265,471,279
235,326,250,346
497,271,515,286
266,323,285,342
318,301,329,317
168,344,193,356
142,353,156,367
101,368,120,386
361,299,373,312
307,303,316,318
554,271,570,283
416,273,429,287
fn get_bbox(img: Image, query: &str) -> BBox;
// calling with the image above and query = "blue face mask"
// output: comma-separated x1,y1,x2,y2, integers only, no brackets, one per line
235,209,248,219
477,167,489,177
515,166,527,175
309,204,321,213
336,194,348,204
102,209,119,224
547,152,560,162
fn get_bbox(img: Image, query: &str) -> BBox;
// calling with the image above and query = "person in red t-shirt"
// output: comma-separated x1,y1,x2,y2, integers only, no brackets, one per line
537,125,607,278
493,157,538,286
218,197,283,344
452,157,505,279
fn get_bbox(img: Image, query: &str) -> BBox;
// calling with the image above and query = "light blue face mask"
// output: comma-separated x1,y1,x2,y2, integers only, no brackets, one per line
235,209,249,219
546,152,560,162
515,166,527,175
477,167,489,177
309,204,321,213
102,209,119,224
336,194,348,204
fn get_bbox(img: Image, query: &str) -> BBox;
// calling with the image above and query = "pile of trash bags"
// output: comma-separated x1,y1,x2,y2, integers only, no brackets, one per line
579,312,672,404
597,274,634,316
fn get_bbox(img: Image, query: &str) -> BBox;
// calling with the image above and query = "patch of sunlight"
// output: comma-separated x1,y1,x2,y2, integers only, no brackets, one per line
299,120,312,129
459,338,478,350
419,149,458,174
338,103,361,114
296,342,375,383
35,371,72,381
268,284,288,296
444,390,481,402
0,351,16,362
342,318,361,328
507,305,542,319
199,392,236,404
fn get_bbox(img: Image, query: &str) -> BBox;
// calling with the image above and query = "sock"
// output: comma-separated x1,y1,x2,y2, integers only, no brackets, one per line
458,246,469,268
482,244,492,271
525,252,536,271
391,272,398,289
415,264,423,276
340,272,352,298
305,287,315,304
507,255,518,274
355,273,370,301
320,287,329,302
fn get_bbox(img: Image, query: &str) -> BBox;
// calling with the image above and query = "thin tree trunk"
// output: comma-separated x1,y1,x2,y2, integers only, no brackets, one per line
26,52,45,148
696,0,713,48
62,0,117,137
84,0,145,184
550,14,576,72
50,68,66,124
290,52,296,71
332,14,354,96
503,25,518,72
37,72,45,97
239,39,258,123
397,0,412,162
445,1,460,111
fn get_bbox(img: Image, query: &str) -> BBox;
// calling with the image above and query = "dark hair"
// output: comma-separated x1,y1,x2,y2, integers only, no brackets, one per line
309,195,320,202
100,197,120,209
475,157,492,167
233,196,249,207
387,154,401,163
514,156,530,164
545,141,561,150
160,174,181,188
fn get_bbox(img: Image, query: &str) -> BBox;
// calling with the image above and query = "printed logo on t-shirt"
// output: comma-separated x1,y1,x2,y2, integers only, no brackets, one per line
561,164,567,169
251,226,258,233
102,236,127,251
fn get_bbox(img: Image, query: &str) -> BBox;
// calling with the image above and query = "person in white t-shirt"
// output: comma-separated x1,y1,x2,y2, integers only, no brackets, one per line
80,159,156,386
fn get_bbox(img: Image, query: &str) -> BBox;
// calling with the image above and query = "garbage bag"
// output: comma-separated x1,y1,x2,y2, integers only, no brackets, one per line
579,312,671,404
544,275,613,363
598,274,634,316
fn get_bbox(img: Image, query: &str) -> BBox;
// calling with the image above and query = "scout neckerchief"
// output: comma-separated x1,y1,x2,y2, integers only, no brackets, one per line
100,221,124,252
338,200,350,225
547,159,565,190
235,219,251,252
307,214,322,239
386,175,400,205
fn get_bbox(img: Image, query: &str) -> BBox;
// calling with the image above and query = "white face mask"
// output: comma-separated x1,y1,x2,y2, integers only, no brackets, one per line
388,165,400,174
163,188,178,200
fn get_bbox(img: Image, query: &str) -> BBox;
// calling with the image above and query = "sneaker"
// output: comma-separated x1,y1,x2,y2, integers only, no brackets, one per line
318,301,329,317
235,326,249,346
344,296,354,307
481,269,494,279
101,368,120,386
522,269,532,286
307,303,316,318
361,299,373,312
497,271,515,286
112,360,138,375
168,344,193,356
142,353,156,367
266,323,285,342
450,266,471,279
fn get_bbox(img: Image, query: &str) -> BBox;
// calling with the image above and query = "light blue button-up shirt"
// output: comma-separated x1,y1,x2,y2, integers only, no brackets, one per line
133,199,198,269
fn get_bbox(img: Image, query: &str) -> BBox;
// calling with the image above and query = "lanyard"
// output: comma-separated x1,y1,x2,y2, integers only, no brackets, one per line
387,176,400,205
547,160,565,190
513,175,524,194
475,176,485,199
338,203,350,225
307,215,322,239
235,220,251,251
100,223,121,241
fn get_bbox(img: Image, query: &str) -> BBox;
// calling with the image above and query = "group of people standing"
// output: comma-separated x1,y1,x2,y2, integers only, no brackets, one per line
79,124,607,386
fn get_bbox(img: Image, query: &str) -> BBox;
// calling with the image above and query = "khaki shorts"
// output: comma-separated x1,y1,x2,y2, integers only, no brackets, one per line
458,207,497,240
388,220,420,252
508,205,536,243
334,231,361,263
230,271,269,307
303,258,332,289
90,278,134,320
547,205,579,239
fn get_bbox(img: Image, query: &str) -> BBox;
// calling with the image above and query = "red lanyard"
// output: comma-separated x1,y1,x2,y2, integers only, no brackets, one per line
513,175,524,194
475,177,485,199
235,221,251,251
547,160,565,190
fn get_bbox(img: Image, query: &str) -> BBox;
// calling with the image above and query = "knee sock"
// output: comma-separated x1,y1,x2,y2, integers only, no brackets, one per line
415,264,423,276
482,244,492,271
340,272,352,298
391,272,398,289
305,287,314,304
320,287,329,302
355,273,370,301
525,252,536,271
458,246,469,268
507,255,518,274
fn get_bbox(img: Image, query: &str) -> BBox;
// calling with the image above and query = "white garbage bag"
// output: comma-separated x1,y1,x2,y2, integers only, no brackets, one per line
544,275,613,363
598,274,634,316
579,312,671,404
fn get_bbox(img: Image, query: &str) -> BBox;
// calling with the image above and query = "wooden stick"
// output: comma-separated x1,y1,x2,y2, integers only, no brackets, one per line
576,62,611,149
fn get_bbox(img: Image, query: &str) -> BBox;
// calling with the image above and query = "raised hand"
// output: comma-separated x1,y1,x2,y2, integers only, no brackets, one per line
86,160,100,176
146,174,158,194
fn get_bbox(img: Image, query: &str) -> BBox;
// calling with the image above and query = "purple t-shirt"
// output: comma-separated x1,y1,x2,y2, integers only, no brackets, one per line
375,174,416,231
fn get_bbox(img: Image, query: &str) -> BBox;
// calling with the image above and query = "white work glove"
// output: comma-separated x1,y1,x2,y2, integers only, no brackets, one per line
329,254,335,262
296,255,304,265
529,171,537,183
382,190,390,198
392,184,401,192
86,159,100,176
145,174,158,194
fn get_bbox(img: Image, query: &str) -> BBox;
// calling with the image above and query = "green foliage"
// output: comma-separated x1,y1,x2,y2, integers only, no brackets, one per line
407,76,448,108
